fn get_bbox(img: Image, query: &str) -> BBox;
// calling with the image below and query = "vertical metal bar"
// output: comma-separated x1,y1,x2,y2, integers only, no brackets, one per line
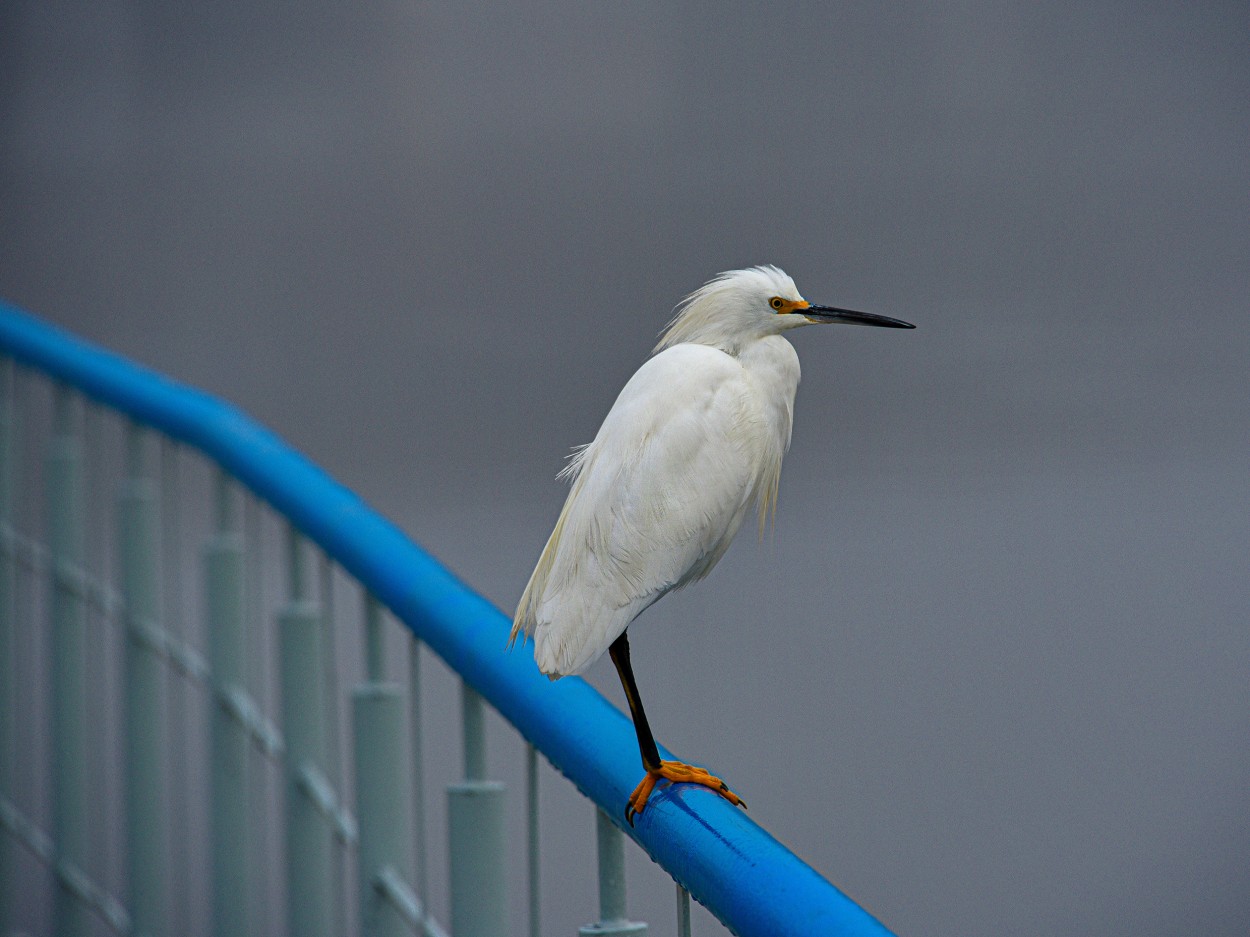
8,367,30,818
360,586,403,930
527,743,541,937
408,635,429,910
448,681,505,937
676,885,691,937
0,358,17,936
159,439,191,936
48,386,90,937
286,522,306,603
241,493,276,937
447,781,506,937
352,682,412,937
461,682,486,782
79,402,106,898
595,809,626,922
205,471,252,937
578,809,647,936
119,424,169,937
319,552,348,937
364,593,385,683
82,402,115,903
279,526,334,937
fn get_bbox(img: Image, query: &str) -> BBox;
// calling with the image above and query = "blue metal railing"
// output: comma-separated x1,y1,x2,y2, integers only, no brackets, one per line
0,299,895,937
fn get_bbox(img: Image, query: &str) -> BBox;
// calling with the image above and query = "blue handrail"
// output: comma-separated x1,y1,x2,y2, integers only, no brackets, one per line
0,299,895,937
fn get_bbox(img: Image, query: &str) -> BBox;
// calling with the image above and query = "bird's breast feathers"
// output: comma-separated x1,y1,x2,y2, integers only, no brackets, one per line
512,340,799,677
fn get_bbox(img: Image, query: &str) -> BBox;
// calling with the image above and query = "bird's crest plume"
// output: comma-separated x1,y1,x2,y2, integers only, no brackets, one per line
655,265,800,355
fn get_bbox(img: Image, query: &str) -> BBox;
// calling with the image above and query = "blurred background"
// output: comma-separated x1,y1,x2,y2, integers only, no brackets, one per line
2,2,1248,935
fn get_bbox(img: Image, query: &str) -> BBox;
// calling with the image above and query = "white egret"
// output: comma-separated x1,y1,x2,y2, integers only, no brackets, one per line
510,265,914,822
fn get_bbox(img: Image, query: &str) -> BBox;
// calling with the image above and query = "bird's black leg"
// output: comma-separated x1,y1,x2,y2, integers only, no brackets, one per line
610,630,743,825
609,630,661,772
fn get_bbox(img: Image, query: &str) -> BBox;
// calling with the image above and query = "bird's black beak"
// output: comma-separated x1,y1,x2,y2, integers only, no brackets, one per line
803,304,915,329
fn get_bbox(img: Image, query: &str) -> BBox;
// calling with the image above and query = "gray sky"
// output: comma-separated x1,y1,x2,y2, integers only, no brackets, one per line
3,2,1248,935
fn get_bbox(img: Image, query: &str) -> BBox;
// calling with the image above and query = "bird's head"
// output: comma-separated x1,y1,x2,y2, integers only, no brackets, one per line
656,265,914,355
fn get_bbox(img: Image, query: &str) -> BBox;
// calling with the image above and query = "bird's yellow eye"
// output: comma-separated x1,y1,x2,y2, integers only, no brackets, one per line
769,297,785,311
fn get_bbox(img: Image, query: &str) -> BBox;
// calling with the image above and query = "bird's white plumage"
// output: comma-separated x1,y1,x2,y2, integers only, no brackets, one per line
512,266,808,677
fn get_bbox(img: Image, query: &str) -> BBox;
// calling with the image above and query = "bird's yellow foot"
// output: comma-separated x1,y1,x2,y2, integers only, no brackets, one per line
625,760,746,825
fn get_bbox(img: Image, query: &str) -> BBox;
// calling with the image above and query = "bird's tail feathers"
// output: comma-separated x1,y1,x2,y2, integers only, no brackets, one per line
505,618,529,651
531,590,635,679
511,470,585,656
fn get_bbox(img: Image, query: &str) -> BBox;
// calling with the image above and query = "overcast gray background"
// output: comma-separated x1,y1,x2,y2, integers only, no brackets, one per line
3,2,1249,936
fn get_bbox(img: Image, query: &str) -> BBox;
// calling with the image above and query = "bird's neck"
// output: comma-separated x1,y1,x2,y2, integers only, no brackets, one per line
736,335,801,389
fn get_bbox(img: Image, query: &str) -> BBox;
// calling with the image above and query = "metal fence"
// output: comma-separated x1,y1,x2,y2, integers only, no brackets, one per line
0,300,895,937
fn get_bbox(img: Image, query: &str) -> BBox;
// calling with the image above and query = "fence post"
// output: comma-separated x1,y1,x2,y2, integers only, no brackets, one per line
579,809,647,936
48,387,90,937
527,743,541,937
408,635,430,912
318,552,350,937
279,526,335,937
159,439,194,936
0,359,16,934
352,668,413,937
119,424,169,937
205,472,252,937
448,682,506,937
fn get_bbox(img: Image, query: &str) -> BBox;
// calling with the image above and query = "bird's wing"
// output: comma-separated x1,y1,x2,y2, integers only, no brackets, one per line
513,344,763,677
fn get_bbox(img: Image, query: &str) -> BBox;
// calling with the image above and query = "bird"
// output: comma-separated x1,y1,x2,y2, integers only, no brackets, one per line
510,265,914,823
